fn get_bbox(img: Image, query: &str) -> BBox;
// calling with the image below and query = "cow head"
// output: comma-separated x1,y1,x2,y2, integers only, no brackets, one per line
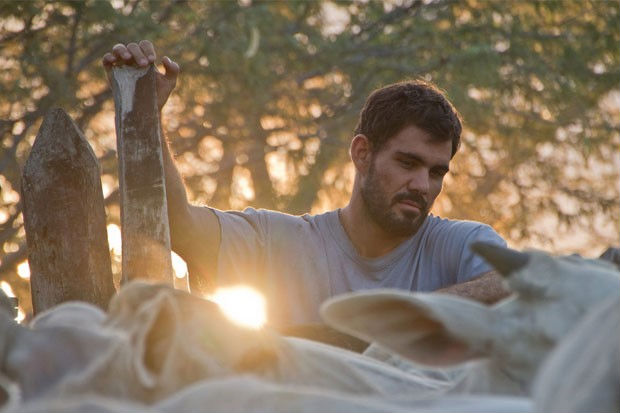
321,243,620,389
472,243,620,382
106,281,283,391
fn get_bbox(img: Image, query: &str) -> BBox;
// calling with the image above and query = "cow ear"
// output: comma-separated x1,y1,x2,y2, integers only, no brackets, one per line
129,291,181,388
321,290,494,367
470,242,529,276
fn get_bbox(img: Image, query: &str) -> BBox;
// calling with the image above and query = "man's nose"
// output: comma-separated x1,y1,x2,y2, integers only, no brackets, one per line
406,169,429,194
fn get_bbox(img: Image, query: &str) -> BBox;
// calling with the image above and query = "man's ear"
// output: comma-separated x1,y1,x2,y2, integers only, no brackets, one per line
321,290,495,367
350,134,372,174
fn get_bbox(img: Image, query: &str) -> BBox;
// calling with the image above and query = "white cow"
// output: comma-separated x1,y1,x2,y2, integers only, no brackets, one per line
1,282,451,405
1,283,531,413
2,303,118,400
321,242,620,395
533,294,620,412
2,243,617,411
29,301,107,329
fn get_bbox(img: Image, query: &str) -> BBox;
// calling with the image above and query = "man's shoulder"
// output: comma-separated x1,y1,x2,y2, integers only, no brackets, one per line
418,215,506,284
252,207,337,224
213,206,337,231
423,214,505,245
424,214,493,232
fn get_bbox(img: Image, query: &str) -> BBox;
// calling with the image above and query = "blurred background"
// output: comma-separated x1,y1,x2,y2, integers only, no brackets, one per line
1,0,618,318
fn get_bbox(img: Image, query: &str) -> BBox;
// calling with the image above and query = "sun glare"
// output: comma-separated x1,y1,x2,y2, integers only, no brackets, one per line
17,261,30,280
16,307,25,323
208,285,267,329
171,252,188,278
106,224,122,256
0,281,15,298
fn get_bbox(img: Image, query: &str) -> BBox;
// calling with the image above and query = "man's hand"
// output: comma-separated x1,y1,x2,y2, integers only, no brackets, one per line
102,40,179,111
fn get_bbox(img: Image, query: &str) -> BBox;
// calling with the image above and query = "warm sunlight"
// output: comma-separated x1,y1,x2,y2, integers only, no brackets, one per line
0,281,15,298
17,261,30,280
15,307,24,323
0,281,21,323
107,224,122,256
208,285,267,329
171,252,188,279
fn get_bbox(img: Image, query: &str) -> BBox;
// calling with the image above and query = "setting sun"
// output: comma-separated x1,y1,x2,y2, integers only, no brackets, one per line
208,285,267,329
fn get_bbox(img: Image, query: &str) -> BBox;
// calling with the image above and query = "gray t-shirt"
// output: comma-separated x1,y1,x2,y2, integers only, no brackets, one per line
212,208,505,326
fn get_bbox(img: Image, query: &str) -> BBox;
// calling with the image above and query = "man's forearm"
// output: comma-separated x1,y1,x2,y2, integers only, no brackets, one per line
436,271,510,304
159,123,220,294
160,125,191,221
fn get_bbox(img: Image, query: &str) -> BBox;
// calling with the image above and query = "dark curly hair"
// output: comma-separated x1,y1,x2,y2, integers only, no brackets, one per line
354,80,462,158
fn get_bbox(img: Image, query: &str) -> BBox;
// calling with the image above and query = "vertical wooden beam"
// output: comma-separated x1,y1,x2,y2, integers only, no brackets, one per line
110,65,173,284
22,108,115,314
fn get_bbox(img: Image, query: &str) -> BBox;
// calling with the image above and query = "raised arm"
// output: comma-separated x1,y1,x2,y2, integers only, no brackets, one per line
103,40,219,294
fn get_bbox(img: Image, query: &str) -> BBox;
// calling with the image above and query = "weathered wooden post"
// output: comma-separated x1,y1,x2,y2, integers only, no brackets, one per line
110,65,173,284
22,108,116,314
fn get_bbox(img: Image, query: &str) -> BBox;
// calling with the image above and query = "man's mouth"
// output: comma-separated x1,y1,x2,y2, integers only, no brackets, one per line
400,199,422,207
393,193,427,213
398,200,423,213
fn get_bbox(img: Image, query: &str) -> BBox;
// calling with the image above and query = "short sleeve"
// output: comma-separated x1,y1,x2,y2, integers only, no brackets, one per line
211,207,267,287
456,224,506,283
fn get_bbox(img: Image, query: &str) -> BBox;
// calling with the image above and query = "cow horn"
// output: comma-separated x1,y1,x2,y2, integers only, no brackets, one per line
470,242,529,276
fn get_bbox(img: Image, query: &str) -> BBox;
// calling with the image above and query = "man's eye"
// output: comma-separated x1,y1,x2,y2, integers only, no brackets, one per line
398,159,413,168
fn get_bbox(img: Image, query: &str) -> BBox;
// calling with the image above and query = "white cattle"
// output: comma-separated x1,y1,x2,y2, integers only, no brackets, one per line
2,243,617,411
154,375,532,413
1,282,449,405
29,301,106,330
1,282,531,413
10,394,158,413
1,301,108,401
321,242,620,395
2,306,118,400
533,294,620,413
1,282,287,403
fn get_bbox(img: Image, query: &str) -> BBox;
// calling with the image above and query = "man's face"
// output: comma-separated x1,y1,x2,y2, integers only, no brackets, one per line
360,125,452,237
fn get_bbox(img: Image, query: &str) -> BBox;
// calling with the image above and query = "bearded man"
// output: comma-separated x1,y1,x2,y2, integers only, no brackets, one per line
103,41,508,327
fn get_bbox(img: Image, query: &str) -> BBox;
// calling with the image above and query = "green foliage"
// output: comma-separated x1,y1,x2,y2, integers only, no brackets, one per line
0,0,618,314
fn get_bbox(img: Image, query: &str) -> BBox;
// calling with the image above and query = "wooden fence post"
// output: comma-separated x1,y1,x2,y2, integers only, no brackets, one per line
110,65,173,284
22,108,116,314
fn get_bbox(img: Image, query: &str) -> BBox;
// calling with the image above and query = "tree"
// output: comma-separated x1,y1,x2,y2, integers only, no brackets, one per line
1,0,618,317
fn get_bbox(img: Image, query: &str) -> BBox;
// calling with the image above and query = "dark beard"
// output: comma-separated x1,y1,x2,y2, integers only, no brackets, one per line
360,163,429,237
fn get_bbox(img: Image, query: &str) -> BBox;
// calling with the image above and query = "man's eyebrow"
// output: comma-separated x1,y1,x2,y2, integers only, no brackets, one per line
395,151,424,163
395,151,450,172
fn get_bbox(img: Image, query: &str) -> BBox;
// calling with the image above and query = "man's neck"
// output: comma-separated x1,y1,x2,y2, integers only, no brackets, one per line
338,203,410,258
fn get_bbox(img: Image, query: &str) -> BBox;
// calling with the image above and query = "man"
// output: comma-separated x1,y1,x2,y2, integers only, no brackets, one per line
103,41,508,326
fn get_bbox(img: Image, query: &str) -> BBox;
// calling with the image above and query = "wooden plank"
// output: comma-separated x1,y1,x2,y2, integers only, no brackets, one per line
110,65,173,284
22,108,115,314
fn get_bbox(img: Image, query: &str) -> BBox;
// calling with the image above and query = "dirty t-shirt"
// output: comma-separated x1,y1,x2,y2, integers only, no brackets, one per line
212,208,506,326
